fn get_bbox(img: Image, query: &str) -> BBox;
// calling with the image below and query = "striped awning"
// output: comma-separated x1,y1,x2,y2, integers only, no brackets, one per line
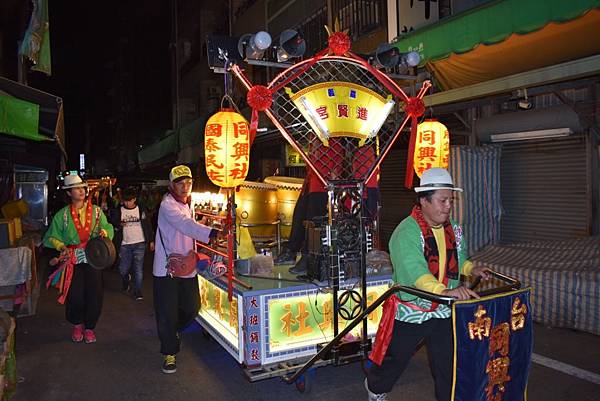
393,0,600,89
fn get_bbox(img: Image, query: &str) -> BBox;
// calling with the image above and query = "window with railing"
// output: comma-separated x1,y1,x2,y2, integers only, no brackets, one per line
296,7,329,57
331,0,386,39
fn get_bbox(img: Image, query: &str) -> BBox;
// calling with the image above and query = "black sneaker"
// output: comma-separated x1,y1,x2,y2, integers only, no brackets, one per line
274,248,296,265
121,275,131,292
133,290,143,301
288,254,308,275
162,354,177,374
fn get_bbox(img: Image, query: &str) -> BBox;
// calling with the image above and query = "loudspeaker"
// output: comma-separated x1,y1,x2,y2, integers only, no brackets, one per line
375,43,400,68
277,29,306,61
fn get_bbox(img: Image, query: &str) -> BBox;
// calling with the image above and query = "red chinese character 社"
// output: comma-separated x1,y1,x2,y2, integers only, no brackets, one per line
205,137,221,152
337,104,349,118
316,106,329,119
249,314,259,326
206,123,223,137
229,162,248,179
416,162,432,176
356,107,368,121
232,142,249,161
206,154,224,169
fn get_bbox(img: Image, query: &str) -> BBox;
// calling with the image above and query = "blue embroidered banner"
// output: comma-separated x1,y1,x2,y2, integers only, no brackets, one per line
451,288,532,401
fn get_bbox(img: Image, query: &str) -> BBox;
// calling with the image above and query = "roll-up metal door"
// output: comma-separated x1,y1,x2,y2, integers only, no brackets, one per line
500,134,591,243
379,149,416,251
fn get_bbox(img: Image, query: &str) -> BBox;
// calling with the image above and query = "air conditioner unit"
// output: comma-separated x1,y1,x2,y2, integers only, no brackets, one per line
490,128,572,143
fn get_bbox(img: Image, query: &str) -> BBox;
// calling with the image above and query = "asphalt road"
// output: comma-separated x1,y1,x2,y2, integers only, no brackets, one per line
12,253,600,401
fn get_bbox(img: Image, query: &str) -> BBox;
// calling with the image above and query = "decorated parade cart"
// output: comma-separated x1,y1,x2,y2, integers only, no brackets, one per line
194,29,534,399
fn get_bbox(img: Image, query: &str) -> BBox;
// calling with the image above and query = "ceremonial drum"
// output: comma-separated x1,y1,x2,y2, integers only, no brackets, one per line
264,176,304,239
235,181,278,242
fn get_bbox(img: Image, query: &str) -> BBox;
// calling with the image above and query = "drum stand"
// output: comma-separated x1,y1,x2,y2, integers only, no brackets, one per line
318,181,374,363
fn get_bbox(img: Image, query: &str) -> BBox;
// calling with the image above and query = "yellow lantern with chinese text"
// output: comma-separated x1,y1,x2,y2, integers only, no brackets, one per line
413,119,450,177
204,109,251,188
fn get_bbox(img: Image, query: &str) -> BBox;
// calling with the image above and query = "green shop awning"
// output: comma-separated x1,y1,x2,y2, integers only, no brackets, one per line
0,76,63,142
138,131,178,167
138,117,206,167
0,94,45,141
393,0,600,89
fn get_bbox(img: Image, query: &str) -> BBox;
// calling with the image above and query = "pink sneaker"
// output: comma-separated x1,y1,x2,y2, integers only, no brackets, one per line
72,324,84,342
84,329,97,344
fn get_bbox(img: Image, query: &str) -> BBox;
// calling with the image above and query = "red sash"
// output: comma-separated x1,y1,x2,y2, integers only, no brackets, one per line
70,201,93,243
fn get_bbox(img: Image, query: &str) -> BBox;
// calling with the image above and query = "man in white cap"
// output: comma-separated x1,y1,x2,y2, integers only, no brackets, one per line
365,168,490,401
153,164,215,374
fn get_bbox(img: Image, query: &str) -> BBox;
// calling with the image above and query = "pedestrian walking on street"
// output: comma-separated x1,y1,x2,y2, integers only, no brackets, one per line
43,173,114,344
153,165,216,374
111,187,155,300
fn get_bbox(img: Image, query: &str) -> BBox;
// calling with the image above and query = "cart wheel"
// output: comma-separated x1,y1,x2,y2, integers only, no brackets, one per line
295,371,313,394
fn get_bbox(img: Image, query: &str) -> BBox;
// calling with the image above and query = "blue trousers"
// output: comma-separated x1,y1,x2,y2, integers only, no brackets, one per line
118,242,146,292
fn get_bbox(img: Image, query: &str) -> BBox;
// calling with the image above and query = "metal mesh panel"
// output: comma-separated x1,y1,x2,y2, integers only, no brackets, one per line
268,57,408,183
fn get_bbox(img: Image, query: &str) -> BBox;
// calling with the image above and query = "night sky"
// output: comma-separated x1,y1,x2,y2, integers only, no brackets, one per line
26,0,173,172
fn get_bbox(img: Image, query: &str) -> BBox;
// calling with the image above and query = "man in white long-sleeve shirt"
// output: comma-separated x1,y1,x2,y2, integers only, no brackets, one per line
153,165,214,374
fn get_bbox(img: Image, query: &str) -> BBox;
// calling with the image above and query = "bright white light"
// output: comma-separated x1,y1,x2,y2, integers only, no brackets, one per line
277,47,290,62
368,100,395,138
405,51,421,67
253,31,272,50
299,96,330,141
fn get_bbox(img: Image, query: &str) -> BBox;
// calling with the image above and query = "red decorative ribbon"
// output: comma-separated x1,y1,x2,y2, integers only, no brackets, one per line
369,294,400,366
46,244,85,304
404,97,426,189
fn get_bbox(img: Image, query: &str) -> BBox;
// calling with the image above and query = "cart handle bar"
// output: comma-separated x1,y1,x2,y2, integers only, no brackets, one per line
468,270,521,296
283,270,521,384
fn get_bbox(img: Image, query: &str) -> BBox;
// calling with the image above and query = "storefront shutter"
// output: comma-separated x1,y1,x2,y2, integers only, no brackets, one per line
379,148,415,250
500,134,590,243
